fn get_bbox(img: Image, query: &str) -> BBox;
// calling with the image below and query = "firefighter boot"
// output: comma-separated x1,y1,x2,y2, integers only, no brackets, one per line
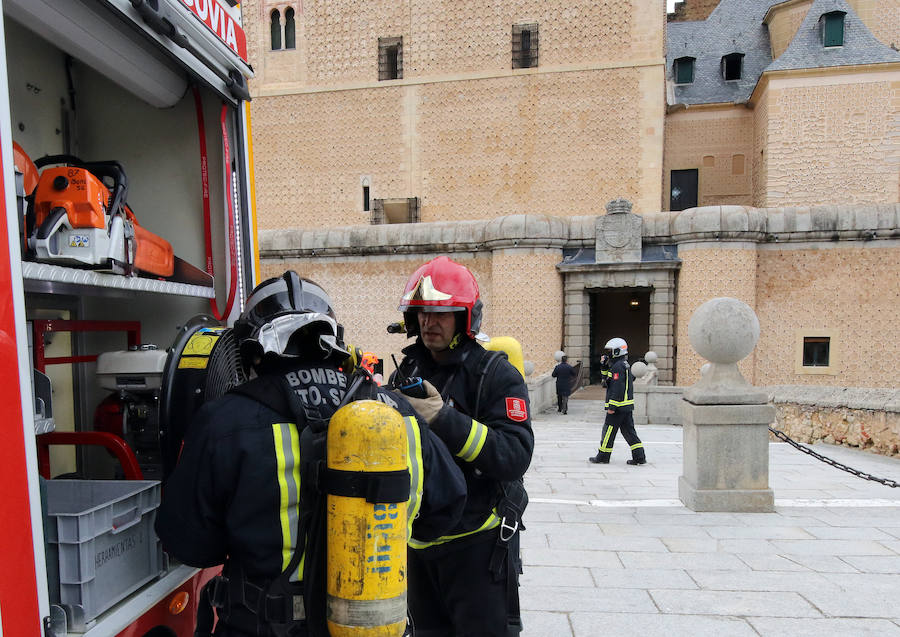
626,446,646,465
589,450,610,464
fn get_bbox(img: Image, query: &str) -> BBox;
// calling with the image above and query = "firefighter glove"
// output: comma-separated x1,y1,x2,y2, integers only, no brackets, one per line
403,379,444,424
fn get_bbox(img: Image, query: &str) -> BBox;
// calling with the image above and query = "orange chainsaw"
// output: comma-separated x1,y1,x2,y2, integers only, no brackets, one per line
28,155,174,278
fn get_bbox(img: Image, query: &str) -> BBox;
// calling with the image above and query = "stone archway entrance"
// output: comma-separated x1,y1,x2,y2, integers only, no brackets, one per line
558,263,679,385
589,287,652,383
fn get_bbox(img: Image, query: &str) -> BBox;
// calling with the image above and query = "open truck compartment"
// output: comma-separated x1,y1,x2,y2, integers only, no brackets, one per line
1,0,256,635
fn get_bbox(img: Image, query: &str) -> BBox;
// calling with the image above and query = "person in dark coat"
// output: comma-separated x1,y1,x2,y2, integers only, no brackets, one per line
552,354,577,414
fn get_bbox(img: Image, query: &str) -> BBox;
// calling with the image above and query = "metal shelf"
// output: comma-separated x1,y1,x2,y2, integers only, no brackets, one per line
23,262,215,299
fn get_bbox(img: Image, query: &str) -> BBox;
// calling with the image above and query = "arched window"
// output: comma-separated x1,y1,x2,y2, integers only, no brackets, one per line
284,7,296,50
821,11,846,47
674,56,695,84
270,9,282,51
721,52,744,81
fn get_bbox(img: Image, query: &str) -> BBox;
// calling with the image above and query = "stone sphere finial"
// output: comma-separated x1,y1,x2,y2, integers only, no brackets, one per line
631,361,648,378
645,351,658,365
554,350,565,362
605,198,632,215
688,297,759,364
523,360,535,377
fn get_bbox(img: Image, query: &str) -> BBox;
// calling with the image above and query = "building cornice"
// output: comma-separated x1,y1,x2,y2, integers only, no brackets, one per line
259,204,900,260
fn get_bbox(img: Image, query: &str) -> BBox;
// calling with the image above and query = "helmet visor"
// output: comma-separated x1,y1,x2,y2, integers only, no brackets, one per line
255,313,338,358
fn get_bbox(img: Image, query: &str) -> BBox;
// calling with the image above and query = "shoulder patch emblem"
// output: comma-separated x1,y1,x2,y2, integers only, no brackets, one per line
613,372,619,380
506,397,528,422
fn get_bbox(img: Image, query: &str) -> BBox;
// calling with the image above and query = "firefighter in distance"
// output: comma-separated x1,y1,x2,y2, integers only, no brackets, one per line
589,337,647,466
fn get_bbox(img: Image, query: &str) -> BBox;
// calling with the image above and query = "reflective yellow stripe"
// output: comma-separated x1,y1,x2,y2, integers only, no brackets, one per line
404,416,424,540
273,422,303,581
409,511,501,550
457,419,488,463
630,442,644,450
607,398,634,407
600,425,615,452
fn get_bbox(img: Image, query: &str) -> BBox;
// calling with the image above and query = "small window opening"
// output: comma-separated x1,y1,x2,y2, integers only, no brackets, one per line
371,197,419,224
732,154,745,175
362,185,370,212
284,8,296,50
379,37,403,80
512,23,539,69
674,57,695,84
270,10,282,51
802,337,830,367
722,52,744,81
822,12,845,47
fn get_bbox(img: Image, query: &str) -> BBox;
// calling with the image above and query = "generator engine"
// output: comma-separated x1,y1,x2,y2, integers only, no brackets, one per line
94,345,167,480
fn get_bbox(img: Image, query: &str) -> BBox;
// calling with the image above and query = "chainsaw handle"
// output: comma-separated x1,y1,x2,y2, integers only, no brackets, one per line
34,155,129,216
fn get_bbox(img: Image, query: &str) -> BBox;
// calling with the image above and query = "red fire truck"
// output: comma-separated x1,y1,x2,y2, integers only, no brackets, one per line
0,0,258,634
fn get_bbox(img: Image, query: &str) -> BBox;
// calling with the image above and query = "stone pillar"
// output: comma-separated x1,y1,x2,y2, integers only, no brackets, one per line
679,297,775,512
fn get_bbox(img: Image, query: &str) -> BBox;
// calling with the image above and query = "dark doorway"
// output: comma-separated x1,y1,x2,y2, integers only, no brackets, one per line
588,287,651,384
670,169,698,211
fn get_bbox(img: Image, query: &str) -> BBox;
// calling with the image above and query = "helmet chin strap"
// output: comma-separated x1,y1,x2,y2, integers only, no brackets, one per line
448,333,462,350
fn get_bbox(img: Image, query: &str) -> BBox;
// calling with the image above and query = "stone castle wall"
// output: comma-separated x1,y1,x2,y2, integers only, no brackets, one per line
755,72,900,208
259,204,900,388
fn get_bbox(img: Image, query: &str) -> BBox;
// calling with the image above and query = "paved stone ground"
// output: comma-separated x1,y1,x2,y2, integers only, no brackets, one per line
519,397,900,636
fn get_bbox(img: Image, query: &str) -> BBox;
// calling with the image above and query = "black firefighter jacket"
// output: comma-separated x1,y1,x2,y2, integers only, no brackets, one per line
605,356,635,413
394,338,534,549
155,361,467,582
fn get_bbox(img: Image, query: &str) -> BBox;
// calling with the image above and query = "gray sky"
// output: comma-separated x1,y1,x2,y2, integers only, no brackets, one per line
668,0,679,11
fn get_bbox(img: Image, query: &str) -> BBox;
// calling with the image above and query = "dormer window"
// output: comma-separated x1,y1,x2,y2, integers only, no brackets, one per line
721,53,744,81
674,57,695,84
821,11,846,47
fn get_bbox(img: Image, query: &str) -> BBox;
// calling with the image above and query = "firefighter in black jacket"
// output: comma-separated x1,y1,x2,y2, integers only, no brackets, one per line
589,337,647,465
390,256,534,637
155,272,467,637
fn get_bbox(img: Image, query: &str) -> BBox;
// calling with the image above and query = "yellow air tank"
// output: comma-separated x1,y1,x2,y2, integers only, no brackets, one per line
326,400,409,637
482,335,525,378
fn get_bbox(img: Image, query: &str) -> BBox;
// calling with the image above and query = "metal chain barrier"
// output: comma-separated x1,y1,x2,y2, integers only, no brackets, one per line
769,427,900,488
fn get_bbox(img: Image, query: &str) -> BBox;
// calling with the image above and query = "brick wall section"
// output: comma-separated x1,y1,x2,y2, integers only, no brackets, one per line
752,87,770,206
245,0,663,89
250,66,664,229
674,244,758,386
755,244,900,389
663,107,755,209
489,249,564,372
760,75,899,208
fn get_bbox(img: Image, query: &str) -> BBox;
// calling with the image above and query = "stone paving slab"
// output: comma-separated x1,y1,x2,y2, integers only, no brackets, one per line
519,399,900,635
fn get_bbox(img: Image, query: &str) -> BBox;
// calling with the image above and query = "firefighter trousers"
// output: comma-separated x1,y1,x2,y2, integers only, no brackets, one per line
595,410,645,462
408,528,517,637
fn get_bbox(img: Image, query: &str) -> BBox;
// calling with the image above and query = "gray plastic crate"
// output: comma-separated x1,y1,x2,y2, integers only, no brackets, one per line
44,480,165,622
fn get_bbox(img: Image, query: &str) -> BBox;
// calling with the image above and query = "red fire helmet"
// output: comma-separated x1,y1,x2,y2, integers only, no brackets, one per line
398,256,483,338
